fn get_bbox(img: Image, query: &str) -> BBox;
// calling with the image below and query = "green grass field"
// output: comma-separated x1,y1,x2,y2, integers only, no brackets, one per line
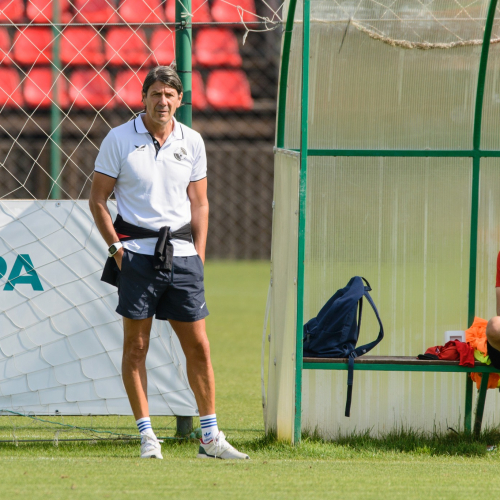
1,261,500,499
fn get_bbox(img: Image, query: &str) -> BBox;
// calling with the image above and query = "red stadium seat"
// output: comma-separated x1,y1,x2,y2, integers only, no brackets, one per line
74,0,118,23
61,27,105,66
165,0,211,23
69,69,114,109
26,0,72,24
194,28,241,67
211,0,257,26
24,67,69,109
13,27,53,65
105,27,150,66
150,28,197,66
192,70,206,110
119,0,165,24
0,68,23,107
150,28,175,66
206,69,253,110
115,69,148,109
0,0,23,22
0,28,11,65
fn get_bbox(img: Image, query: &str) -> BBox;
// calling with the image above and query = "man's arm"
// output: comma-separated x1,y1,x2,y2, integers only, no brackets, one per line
187,178,209,264
89,172,124,269
496,288,500,317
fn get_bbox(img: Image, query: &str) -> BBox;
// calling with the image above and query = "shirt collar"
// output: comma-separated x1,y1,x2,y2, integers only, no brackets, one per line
134,114,182,140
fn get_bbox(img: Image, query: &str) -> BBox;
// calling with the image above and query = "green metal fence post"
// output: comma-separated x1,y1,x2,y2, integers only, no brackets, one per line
175,0,193,436
294,0,311,445
175,0,192,127
465,0,498,433
50,0,62,199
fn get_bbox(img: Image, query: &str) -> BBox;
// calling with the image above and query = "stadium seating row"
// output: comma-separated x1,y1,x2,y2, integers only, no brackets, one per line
0,0,257,25
0,27,242,67
0,67,253,109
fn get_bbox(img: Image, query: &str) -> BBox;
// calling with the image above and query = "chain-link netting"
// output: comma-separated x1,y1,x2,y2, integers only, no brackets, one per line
0,0,282,258
0,0,282,435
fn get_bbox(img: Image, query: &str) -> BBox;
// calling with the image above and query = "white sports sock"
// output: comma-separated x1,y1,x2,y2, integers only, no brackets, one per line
136,417,154,435
200,414,219,444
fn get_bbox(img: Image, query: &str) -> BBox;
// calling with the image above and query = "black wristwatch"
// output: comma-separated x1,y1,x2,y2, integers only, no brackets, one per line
108,242,123,257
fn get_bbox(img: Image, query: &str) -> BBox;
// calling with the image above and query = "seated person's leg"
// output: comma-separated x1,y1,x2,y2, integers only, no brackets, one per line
486,316,500,369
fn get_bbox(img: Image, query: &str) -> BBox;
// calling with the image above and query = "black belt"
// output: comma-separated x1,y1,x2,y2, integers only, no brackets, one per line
101,214,193,287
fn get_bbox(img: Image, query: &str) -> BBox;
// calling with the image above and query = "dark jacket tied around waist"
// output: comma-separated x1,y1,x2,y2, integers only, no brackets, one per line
101,214,193,287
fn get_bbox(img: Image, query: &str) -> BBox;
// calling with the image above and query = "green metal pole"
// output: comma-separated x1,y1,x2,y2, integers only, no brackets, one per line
276,0,298,148
174,0,193,437
175,0,192,127
473,372,490,437
294,0,311,445
464,0,498,432
469,0,498,326
464,376,474,432
50,0,61,199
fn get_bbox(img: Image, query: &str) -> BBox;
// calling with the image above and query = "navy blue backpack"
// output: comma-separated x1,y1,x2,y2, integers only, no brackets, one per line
303,276,384,417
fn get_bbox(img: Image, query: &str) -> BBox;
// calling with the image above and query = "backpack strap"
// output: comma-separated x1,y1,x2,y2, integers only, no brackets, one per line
353,290,384,358
345,286,384,417
345,353,356,417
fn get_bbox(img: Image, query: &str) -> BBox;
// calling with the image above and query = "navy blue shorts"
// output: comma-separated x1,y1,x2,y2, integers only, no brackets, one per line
116,249,209,322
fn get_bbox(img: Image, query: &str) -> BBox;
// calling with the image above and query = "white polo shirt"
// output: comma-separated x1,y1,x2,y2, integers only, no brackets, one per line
94,114,207,256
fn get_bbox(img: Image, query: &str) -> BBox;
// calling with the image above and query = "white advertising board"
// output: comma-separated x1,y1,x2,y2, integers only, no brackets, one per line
0,200,197,416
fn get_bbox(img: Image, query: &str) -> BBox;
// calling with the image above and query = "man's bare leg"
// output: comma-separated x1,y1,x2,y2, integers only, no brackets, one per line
122,316,153,420
169,318,249,459
486,316,500,351
169,318,215,416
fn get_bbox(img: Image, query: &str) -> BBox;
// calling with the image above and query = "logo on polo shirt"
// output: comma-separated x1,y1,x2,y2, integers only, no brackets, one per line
174,147,188,161
134,145,146,152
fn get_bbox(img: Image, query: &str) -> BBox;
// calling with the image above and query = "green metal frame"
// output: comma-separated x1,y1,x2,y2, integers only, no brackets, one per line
50,0,61,200
303,363,499,374
275,0,500,443
293,0,310,445
174,0,194,436
175,0,193,127
473,372,491,436
304,150,500,157
303,360,494,438
276,0,298,149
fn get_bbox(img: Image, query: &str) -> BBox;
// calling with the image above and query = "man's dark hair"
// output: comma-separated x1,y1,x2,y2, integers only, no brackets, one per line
142,66,183,96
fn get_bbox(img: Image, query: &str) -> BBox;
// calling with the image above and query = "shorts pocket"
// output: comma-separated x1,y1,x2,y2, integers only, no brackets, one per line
196,254,204,272
119,249,128,273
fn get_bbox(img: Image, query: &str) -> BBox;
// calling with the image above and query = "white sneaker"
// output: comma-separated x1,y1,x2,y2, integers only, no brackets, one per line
197,431,249,460
140,432,163,459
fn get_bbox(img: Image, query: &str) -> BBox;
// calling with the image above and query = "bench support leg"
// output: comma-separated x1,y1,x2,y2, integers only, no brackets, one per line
473,373,489,438
464,374,473,432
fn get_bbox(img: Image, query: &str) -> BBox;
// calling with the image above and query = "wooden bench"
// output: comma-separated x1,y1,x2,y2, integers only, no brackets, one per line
303,356,500,437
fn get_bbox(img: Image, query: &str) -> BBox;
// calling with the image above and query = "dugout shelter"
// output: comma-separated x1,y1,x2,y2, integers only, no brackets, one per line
266,0,500,443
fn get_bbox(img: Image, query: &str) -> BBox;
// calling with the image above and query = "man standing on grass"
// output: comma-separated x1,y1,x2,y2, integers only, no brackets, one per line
89,66,249,460
486,251,500,370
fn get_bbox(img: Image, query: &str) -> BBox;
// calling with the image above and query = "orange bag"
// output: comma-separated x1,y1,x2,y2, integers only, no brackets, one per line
465,317,488,355
465,317,500,389
470,372,500,390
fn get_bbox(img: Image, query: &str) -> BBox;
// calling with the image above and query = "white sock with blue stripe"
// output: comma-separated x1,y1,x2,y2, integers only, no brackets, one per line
136,417,154,436
200,414,219,444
